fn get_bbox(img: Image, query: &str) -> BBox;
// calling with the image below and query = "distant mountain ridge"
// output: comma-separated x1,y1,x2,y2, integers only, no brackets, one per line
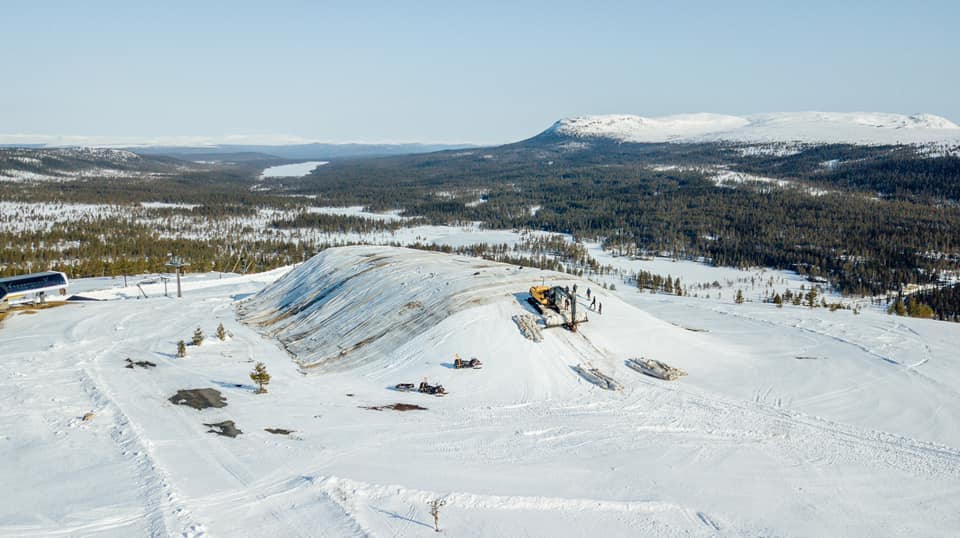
131,142,475,160
544,112,960,145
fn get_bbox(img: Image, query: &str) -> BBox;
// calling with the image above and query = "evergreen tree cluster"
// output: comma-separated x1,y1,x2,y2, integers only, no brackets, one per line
888,294,938,319
912,284,960,322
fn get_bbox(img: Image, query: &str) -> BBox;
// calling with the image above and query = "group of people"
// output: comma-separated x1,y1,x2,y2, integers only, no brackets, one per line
586,288,602,314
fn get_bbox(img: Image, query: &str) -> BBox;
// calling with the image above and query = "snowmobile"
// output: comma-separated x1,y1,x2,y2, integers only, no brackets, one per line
418,380,447,396
395,380,447,396
453,356,482,369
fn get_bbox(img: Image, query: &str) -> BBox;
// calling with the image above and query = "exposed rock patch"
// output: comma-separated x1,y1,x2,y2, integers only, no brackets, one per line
169,388,227,410
205,420,241,438
361,403,428,412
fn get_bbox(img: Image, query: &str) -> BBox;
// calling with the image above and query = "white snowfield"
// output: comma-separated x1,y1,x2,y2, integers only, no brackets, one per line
3,245,960,537
551,111,960,145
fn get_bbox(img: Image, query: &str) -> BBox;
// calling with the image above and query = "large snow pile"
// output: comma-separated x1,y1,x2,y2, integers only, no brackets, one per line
550,111,960,145
239,245,602,374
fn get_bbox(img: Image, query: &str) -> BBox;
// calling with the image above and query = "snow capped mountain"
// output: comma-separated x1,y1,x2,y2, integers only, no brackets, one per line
549,113,750,143
548,111,960,145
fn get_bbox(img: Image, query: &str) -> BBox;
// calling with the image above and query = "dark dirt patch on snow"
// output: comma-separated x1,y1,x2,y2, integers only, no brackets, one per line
169,388,227,409
265,428,295,435
361,403,428,412
205,420,242,438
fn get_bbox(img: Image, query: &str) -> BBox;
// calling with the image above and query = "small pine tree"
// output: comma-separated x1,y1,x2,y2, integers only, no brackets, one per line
192,327,204,346
216,323,227,341
773,293,783,307
735,289,745,304
176,340,187,358
806,289,818,308
250,362,271,394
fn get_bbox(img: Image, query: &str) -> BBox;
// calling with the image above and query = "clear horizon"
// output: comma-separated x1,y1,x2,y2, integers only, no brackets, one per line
3,1,958,145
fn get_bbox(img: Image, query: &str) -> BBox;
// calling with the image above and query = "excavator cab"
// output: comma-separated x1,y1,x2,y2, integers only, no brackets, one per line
527,285,568,314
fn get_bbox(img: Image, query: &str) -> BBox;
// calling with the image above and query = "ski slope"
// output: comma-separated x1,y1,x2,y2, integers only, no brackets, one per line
3,246,960,536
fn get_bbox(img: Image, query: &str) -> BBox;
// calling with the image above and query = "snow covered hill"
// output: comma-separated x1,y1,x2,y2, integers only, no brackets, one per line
547,111,960,145
0,147,170,182
4,246,960,536
240,246,598,375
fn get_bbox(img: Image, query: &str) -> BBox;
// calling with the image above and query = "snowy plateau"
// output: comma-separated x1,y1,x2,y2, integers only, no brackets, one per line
3,243,960,537
549,111,960,146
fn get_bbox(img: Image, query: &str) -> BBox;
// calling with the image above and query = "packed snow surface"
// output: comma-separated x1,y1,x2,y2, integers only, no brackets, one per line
4,246,960,536
551,111,960,145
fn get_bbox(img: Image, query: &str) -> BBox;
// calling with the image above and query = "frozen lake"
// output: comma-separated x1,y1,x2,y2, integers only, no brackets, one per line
260,161,328,178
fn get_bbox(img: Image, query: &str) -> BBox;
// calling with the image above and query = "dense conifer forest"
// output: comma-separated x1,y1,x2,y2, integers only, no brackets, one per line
278,141,960,297
2,141,959,317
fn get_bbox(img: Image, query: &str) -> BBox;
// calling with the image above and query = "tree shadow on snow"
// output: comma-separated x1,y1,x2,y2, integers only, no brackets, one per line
211,380,257,391
371,506,434,530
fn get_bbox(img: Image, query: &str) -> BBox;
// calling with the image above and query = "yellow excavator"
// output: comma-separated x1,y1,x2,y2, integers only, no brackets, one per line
527,285,566,314
527,283,588,331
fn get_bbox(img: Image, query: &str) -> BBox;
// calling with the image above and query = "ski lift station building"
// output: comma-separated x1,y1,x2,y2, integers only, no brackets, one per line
0,271,70,307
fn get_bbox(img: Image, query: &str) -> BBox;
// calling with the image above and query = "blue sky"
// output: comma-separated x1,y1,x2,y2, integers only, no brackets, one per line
2,1,957,144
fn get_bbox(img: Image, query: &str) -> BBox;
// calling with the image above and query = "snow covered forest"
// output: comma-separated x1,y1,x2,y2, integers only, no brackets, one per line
4,126,960,318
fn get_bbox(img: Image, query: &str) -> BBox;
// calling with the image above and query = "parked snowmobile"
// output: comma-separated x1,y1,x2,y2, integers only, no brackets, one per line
453,355,482,369
395,380,447,396
418,380,447,396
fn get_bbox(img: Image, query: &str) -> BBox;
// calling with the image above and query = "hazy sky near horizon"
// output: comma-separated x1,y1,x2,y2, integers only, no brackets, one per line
3,1,958,144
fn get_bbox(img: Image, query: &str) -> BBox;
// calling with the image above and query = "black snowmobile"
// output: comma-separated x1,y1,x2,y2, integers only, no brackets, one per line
454,356,483,369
